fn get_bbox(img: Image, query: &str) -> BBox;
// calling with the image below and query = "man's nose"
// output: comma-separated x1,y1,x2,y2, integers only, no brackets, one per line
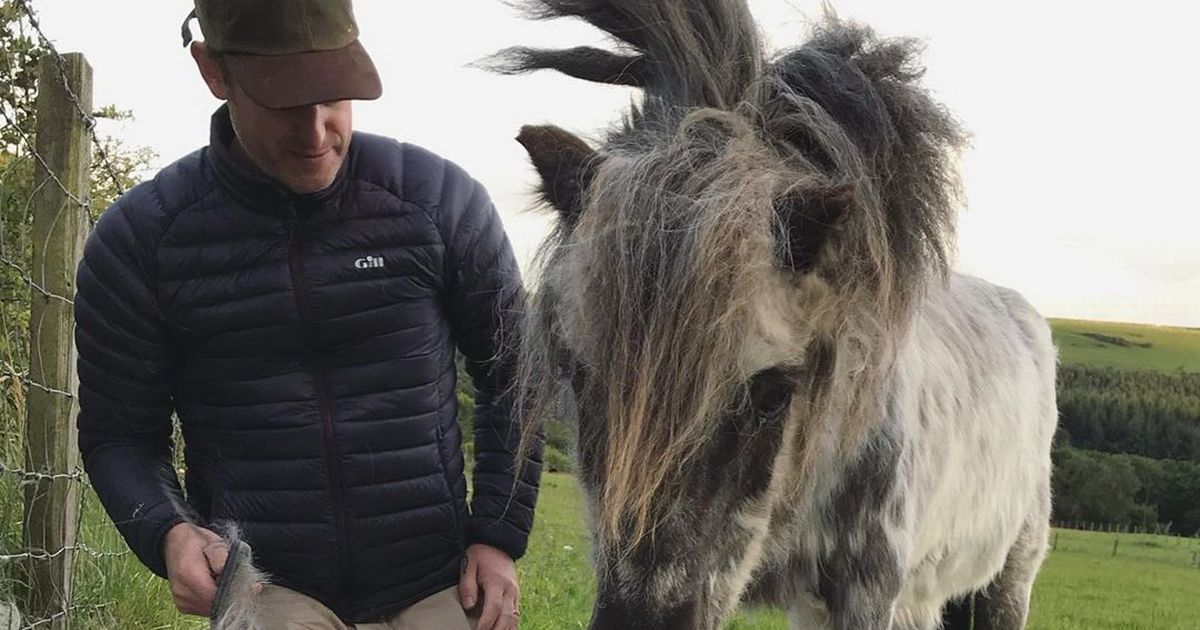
291,104,328,148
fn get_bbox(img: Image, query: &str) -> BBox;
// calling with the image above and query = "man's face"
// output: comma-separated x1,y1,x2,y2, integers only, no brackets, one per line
227,87,352,194
193,43,353,194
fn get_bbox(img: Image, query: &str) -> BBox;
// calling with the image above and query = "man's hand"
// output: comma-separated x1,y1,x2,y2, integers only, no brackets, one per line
163,522,228,616
459,543,520,630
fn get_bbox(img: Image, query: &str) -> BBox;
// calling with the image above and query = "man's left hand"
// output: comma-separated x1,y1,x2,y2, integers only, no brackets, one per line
459,543,520,630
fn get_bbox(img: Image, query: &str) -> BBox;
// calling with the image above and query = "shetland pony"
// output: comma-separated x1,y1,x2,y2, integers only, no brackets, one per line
500,2,1057,628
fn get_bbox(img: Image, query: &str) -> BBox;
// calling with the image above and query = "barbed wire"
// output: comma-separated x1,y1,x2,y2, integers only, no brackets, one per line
21,602,113,630
0,255,75,306
13,0,128,201
0,542,127,563
0,462,86,485
13,372,75,399
0,103,96,225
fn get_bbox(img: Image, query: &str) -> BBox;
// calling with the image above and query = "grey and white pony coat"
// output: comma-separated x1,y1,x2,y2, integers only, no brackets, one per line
500,1,1057,629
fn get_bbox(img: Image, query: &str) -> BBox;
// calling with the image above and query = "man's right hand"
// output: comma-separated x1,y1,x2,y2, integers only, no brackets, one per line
163,522,229,616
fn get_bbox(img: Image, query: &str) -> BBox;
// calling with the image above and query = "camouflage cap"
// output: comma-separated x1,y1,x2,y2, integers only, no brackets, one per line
182,0,382,109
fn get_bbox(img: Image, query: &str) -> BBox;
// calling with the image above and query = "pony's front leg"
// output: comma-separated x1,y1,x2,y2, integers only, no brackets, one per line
818,543,902,630
817,429,908,630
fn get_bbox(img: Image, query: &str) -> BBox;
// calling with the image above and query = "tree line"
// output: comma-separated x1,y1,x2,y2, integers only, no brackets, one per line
1057,365,1200,461
1052,365,1200,535
1053,446,1200,535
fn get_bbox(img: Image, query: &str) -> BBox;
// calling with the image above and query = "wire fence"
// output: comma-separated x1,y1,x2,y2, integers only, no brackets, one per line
7,0,124,204
1048,526,1200,573
1,1,148,628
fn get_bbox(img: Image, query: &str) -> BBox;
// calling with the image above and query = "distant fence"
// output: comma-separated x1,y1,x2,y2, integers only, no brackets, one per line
1,1,132,628
1052,520,1184,537
1049,525,1200,572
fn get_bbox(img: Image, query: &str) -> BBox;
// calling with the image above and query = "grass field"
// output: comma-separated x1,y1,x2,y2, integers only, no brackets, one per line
519,474,1200,630
1049,318,1200,374
1029,529,1200,630
4,473,1200,628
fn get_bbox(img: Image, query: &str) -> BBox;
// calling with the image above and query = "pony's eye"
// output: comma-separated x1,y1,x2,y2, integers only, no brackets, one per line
748,368,796,423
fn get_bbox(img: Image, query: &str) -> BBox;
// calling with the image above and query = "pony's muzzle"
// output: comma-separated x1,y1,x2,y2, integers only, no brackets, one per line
588,597,700,630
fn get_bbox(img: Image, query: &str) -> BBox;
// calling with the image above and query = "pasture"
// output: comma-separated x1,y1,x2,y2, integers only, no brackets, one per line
3,473,1199,628
523,475,1200,630
1050,319,1200,374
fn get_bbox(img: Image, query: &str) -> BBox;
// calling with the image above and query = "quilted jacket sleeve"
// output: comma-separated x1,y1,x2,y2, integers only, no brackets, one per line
438,163,543,561
74,189,183,578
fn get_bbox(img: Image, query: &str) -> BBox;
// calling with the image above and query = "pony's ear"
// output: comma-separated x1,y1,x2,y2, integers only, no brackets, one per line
776,184,855,273
517,125,601,226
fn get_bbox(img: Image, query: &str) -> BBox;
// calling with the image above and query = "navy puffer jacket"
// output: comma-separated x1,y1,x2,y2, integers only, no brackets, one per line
75,107,540,622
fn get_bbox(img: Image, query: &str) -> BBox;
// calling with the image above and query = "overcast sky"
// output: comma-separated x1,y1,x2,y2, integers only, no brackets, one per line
31,0,1200,327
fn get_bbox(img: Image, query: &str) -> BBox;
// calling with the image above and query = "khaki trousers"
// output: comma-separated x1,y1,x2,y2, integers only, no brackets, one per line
256,585,479,630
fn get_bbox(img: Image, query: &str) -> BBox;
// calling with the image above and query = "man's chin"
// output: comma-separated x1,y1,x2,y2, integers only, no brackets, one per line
283,171,339,195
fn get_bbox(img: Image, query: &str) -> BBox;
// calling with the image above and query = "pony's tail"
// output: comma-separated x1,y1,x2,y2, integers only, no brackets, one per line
164,484,269,630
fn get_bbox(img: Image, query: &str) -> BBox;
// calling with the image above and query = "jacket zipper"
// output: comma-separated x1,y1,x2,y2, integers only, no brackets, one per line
286,207,351,609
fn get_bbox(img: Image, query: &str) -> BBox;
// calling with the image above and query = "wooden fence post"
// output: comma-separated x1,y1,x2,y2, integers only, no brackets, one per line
21,52,92,628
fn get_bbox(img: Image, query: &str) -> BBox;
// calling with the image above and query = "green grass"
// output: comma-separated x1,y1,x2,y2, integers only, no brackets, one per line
517,474,595,629
1028,529,1200,630
1050,318,1200,374
521,475,1200,630
68,489,199,629
6,474,1200,628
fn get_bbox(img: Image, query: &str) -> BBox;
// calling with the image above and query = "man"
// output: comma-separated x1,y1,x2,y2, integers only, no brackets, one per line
73,1,540,628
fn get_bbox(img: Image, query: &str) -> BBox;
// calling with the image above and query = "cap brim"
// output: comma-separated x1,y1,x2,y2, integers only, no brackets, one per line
224,40,382,110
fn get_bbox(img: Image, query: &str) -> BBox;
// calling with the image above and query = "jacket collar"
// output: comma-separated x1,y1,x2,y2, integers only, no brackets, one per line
207,105,349,217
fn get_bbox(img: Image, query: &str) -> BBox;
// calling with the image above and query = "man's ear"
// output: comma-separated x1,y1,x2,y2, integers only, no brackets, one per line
775,184,855,274
190,42,230,101
516,125,602,227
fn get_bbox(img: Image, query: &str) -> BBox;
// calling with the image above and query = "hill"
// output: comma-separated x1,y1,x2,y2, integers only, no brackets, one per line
1049,319,1200,374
